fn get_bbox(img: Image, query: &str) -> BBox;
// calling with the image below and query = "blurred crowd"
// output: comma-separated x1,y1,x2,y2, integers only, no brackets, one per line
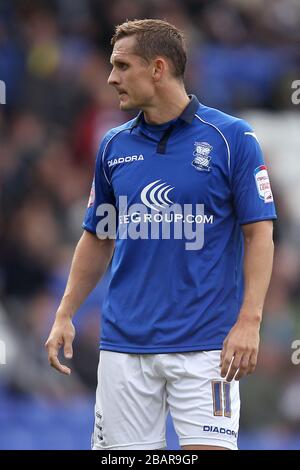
1,0,300,448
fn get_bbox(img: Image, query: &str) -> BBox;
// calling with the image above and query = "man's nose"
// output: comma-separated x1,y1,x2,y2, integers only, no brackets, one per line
107,69,119,86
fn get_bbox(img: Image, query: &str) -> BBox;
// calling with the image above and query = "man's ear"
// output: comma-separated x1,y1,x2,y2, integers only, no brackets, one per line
152,58,165,82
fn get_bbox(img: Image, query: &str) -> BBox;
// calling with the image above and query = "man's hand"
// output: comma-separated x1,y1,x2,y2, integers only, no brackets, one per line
45,314,75,375
220,316,260,382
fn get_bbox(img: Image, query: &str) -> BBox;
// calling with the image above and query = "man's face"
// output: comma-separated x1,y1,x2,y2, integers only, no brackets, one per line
108,36,155,110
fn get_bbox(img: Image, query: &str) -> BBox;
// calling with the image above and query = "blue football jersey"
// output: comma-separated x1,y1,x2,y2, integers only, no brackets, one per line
83,95,277,353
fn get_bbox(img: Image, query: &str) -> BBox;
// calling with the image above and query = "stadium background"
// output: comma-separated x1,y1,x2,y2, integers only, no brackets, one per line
0,0,300,450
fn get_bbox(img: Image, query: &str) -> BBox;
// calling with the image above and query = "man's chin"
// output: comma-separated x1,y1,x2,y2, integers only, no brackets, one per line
119,100,134,111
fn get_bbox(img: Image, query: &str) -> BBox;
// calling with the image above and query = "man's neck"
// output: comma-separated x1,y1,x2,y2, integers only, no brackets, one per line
142,86,190,125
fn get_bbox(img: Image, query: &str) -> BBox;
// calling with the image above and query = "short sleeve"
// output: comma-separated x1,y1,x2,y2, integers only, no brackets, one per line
231,120,277,225
82,137,115,234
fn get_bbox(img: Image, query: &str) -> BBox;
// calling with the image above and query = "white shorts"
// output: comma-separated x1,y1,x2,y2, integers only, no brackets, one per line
92,350,240,450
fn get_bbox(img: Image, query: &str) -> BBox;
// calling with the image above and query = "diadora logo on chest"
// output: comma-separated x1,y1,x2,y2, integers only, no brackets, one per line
191,142,213,172
108,154,144,167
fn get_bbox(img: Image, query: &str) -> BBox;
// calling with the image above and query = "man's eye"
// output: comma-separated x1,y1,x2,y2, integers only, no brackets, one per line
119,64,128,70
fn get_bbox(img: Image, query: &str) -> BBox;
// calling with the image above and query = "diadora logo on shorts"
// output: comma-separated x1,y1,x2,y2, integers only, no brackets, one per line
203,425,237,439
192,142,213,172
141,179,175,212
108,154,144,167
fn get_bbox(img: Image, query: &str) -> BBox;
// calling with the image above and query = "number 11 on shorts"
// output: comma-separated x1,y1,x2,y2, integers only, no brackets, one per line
211,380,231,418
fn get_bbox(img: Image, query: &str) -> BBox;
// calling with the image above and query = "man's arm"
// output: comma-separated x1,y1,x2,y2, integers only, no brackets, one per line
220,220,274,381
45,231,115,375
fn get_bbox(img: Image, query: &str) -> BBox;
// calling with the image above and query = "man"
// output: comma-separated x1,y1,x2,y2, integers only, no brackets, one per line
45,19,276,450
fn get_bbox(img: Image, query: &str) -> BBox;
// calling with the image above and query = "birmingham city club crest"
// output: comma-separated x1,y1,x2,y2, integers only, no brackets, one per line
192,142,213,172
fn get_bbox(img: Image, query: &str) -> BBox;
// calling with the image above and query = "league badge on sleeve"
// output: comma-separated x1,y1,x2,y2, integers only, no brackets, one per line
192,142,213,172
254,165,274,203
87,179,95,207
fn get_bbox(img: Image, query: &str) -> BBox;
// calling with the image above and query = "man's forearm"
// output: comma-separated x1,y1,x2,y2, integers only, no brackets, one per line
239,221,274,324
57,231,115,319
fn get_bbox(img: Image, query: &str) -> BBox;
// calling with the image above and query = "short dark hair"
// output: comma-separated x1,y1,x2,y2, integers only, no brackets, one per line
111,19,187,80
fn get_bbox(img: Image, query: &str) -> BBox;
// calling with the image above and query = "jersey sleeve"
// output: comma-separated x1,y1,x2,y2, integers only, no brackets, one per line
82,136,115,234
231,120,277,225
